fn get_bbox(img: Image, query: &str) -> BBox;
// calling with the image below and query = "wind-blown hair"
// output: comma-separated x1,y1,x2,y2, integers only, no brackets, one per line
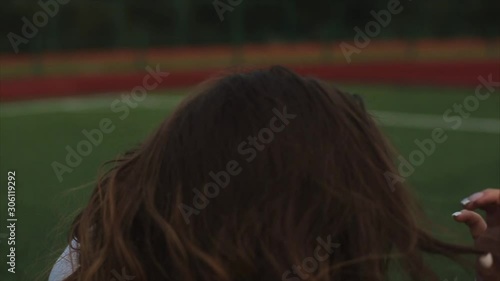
65,66,476,281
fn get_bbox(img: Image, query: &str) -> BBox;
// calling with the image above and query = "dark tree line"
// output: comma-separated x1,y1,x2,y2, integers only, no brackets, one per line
1,0,498,54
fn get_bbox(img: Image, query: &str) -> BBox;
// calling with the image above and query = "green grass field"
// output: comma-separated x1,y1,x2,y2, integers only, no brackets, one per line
0,84,499,281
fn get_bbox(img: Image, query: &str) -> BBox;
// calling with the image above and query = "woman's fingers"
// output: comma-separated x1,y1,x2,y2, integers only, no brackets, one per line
456,189,500,280
476,226,500,256
461,188,500,227
452,209,487,239
476,255,500,281
461,188,500,211
475,226,500,280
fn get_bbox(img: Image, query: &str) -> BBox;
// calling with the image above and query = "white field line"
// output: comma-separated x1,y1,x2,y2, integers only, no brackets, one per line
0,98,499,134
0,95,181,117
371,111,500,134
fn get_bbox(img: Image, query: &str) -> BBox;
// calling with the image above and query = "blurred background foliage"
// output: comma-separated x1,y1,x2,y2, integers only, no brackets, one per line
1,0,499,54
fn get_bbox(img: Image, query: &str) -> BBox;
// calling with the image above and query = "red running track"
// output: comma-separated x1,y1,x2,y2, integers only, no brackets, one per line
1,61,499,101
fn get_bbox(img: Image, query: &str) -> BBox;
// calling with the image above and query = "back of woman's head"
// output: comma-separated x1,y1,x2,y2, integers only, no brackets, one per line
67,66,475,281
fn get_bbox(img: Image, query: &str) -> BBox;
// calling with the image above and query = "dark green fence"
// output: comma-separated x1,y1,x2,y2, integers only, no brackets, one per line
1,0,498,54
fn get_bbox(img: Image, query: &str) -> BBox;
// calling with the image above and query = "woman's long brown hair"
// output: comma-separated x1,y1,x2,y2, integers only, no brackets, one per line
65,66,478,281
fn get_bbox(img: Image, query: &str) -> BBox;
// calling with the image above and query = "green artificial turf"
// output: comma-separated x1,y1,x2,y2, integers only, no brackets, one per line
0,84,498,281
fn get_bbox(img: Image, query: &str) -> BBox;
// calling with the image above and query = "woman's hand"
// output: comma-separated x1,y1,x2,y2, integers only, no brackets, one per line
453,188,500,281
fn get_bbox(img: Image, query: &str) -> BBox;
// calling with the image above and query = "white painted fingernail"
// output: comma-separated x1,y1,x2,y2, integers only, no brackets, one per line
452,211,462,217
479,252,493,269
461,198,471,206
469,192,484,202
461,192,484,206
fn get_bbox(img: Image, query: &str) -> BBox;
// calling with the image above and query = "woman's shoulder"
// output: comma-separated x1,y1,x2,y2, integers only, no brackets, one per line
48,239,80,281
